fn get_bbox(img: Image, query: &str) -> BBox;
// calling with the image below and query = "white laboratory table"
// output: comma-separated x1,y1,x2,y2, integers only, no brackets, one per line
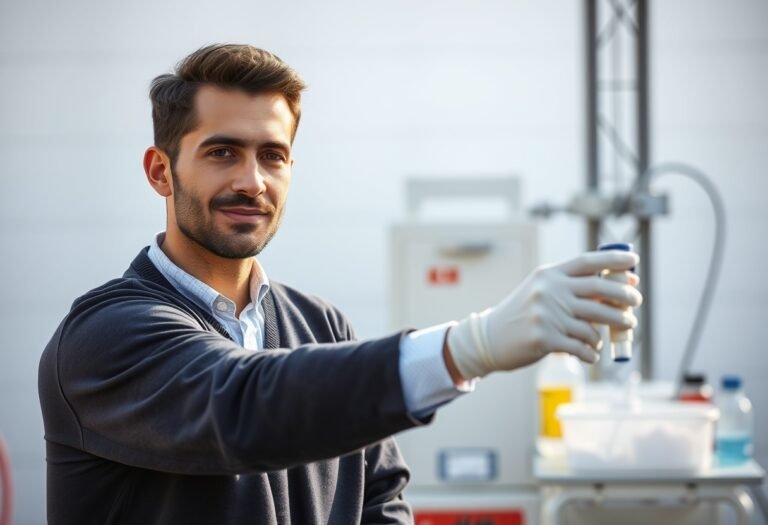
535,456,766,525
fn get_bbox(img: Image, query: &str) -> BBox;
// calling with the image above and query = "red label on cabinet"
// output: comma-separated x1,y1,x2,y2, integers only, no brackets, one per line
428,267,460,285
415,509,524,525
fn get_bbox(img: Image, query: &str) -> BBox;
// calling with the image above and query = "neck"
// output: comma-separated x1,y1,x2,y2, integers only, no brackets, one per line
161,228,254,316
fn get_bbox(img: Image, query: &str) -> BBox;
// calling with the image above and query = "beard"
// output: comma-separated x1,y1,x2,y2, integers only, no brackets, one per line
171,170,284,259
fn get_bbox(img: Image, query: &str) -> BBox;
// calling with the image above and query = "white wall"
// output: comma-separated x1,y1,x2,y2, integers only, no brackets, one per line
0,1,765,523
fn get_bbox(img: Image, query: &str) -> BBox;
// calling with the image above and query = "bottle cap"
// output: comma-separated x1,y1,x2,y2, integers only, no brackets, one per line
721,375,742,390
683,373,707,385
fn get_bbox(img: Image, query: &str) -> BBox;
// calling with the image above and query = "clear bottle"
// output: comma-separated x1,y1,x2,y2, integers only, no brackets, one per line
536,353,585,458
715,375,754,466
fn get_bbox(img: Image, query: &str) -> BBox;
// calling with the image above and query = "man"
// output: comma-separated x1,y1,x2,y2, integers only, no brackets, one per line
39,44,641,524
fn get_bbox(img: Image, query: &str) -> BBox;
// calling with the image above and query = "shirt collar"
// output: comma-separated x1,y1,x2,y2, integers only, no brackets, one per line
147,232,271,315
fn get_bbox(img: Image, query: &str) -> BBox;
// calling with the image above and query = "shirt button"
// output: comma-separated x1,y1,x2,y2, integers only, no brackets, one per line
216,301,228,312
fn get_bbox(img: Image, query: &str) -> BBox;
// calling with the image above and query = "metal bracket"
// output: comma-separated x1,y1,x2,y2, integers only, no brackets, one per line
629,191,669,218
532,190,669,221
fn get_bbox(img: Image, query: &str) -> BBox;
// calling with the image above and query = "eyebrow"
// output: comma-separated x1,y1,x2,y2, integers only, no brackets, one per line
198,134,290,153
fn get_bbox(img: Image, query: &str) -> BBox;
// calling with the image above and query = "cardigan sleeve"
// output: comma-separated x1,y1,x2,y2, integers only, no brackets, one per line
330,302,414,524
45,284,425,475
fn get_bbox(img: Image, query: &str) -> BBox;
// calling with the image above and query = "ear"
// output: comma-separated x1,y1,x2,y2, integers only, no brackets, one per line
143,147,173,197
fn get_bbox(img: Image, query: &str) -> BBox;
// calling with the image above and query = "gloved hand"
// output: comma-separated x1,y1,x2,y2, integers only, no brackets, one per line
446,250,642,380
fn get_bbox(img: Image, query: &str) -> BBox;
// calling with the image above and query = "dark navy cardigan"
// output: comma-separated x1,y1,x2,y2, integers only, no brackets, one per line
39,248,426,524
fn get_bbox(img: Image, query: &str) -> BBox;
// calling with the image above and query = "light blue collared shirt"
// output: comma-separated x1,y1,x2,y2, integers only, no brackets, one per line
147,233,471,418
148,233,270,350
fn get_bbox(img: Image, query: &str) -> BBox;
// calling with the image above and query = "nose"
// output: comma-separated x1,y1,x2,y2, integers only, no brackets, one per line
231,158,267,196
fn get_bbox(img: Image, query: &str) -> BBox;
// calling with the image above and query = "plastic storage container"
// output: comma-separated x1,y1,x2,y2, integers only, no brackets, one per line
557,401,719,474
716,375,754,466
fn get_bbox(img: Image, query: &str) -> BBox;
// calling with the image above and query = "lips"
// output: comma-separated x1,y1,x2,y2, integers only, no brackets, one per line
218,207,271,224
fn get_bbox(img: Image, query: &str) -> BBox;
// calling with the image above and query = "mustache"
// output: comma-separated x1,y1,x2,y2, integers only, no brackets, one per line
210,194,275,212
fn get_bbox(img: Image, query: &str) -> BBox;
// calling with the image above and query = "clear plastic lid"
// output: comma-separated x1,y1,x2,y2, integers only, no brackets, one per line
557,401,719,421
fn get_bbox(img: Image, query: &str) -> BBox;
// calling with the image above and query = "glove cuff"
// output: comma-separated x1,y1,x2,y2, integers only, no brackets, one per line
447,310,494,380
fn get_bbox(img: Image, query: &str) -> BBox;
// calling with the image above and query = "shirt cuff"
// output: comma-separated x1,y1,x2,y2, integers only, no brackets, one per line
399,322,476,419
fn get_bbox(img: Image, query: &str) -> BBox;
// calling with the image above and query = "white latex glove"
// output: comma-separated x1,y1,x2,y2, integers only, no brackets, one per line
447,250,642,380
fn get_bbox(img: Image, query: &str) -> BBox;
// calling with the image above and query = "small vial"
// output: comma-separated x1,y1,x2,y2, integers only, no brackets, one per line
598,242,635,362
678,372,713,403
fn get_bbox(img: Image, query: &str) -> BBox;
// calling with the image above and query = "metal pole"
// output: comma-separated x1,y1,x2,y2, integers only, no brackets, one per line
636,0,653,379
586,0,600,252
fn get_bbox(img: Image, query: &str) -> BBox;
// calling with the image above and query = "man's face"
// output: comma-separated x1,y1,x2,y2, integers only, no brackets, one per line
168,86,294,259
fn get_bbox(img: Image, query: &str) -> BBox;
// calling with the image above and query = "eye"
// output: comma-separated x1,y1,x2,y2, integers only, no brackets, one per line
261,151,286,162
209,148,235,158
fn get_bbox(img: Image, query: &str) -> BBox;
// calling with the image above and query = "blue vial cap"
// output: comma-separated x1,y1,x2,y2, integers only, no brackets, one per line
721,375,742,390
598,242,633,252
598,242,635,272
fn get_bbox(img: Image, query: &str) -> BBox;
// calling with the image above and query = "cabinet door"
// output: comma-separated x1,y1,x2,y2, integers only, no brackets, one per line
391,223,537,329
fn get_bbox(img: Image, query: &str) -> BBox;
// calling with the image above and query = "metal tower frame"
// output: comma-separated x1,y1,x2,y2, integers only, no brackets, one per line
585,0,654,379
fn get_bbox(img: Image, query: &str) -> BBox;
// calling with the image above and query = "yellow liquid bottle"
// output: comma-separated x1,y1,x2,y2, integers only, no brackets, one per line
539,386,573,439
536,353,584,457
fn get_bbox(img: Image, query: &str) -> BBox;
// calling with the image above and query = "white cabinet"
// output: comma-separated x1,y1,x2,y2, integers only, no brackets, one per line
389,178,540,493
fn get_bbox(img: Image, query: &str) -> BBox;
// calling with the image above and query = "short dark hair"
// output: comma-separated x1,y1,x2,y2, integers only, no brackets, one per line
149,44,306,164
